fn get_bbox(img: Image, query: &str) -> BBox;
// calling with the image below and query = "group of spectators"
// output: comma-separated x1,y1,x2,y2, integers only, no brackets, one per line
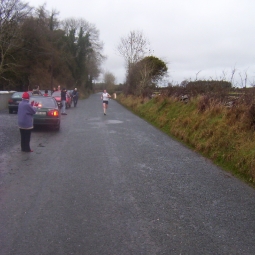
52,85,79,115
32,85,79,115
17,85,111,153
18,85,79,152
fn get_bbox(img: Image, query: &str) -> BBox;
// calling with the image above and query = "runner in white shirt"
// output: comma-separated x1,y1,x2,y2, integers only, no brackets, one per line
101,89,111,115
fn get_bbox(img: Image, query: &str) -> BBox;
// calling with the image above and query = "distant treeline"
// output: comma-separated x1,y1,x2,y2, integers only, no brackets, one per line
0,0,104,92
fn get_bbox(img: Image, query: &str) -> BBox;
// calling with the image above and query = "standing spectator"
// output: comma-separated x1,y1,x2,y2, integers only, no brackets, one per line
61,88,67,115
32,85,40,95
57,85,61,91
44,90,49,96
72,88,79,107
101,89,111,115
18,92,37,152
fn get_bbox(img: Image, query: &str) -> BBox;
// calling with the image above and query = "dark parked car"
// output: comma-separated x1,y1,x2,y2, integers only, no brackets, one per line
29,96,60,130
8,92,24,113
51,91,71,109
8,91,39,114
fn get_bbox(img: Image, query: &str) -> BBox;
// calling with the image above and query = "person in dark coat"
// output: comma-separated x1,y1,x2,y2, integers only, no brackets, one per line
61,88,67,115
18,92,37,152
72,88,79,107
32,85,40,95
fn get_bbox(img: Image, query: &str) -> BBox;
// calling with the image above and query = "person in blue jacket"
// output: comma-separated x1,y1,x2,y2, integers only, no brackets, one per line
18,92,37,152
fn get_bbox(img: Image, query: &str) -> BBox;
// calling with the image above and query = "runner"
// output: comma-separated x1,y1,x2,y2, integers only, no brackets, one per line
101,89,111,115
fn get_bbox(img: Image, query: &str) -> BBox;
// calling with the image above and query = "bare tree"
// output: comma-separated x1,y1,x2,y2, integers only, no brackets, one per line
104,71,115,85
117,30,149,67
61,18,104,60
230,65,236,85
117,30,149,94
221,70,227,81
239,68,249,88
137,61,154,96
0,0,32,81
195,70,202,81
103,71,116,93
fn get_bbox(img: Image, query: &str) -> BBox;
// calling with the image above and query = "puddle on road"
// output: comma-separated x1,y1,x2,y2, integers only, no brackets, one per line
87,117,101,121
88,119,123,125
104,120,123,124
85,119,124,129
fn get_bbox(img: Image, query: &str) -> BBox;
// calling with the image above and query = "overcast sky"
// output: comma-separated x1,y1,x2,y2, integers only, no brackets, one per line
27,0,255,86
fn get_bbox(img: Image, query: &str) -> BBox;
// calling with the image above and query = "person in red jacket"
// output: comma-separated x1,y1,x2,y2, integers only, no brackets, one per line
44,90,49,96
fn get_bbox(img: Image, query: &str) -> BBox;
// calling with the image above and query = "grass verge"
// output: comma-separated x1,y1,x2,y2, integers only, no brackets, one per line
116,94,255,188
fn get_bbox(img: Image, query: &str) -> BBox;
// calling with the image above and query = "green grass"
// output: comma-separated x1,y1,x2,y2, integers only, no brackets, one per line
116,94,255,188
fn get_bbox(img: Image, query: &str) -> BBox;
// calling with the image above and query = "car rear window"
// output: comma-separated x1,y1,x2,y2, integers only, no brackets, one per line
52,92,61,97
12,92,23,98
30,97,57,108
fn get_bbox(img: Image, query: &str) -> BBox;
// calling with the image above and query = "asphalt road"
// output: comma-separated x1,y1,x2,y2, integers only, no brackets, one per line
0,93,255,255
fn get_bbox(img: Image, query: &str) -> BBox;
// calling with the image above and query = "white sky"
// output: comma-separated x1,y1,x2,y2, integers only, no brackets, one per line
27,0,255,86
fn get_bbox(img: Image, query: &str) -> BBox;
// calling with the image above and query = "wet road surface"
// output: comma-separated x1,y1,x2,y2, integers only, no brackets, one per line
0,93,255,254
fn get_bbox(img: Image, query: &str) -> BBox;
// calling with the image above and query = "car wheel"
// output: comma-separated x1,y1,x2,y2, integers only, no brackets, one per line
54,125,60,131
9,109,13,114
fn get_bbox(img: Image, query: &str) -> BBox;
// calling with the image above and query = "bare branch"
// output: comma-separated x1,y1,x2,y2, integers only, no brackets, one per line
195,70,202,81
117,30,149,66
